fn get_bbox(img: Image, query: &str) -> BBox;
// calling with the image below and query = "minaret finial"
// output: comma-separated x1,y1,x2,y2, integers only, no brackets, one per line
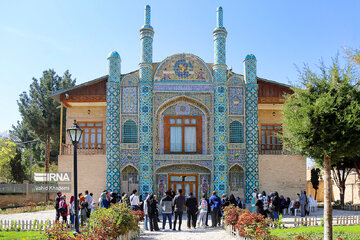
217,6,223,28
145,5,151,26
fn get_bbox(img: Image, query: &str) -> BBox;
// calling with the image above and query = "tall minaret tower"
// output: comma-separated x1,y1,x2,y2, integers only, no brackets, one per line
244,54,259,203
138,5,154,194
106,51,121,193
212,6,229,196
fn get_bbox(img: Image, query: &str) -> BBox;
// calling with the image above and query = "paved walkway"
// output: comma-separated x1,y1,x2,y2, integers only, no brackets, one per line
138,216,229,240
0,209,55,222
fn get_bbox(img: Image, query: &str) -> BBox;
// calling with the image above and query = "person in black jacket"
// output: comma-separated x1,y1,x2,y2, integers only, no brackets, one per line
147,194,160,231
270,192,281,221
54,191,62,222
185,192,198,229
204,194,211,226
229,194,237,206
172,189,185,231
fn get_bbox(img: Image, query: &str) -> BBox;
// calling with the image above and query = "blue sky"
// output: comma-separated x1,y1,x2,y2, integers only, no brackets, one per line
0,0,359,134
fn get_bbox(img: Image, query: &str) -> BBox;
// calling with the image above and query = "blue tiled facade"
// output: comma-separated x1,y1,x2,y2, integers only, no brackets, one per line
105,5,259,201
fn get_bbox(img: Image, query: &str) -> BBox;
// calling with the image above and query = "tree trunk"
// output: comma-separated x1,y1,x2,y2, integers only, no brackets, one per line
45,134,50,202
324,155,333,240
314,189,317,200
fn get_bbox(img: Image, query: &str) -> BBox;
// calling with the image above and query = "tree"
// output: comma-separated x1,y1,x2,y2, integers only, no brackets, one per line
345,47,360,66
310,168,321,200
331,160,353,206
282,57,360,240
17,69,75,197
0,138,17,182
9,149,26,183
10,121,43,181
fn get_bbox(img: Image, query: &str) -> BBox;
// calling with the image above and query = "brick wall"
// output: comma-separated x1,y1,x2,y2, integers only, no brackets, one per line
0,193,56,209
58,154,106,203
259,155,306,200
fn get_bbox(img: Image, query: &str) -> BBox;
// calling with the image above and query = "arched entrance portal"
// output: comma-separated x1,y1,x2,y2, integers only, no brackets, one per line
229,165,245,199
156,164,211,199
121,165,139,194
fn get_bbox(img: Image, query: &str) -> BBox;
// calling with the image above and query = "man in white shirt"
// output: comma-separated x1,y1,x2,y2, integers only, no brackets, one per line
130,189,140,210
84,190,93,213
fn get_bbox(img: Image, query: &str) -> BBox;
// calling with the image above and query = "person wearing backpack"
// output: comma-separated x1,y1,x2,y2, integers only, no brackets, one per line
58,195,68,224
54,191,62,222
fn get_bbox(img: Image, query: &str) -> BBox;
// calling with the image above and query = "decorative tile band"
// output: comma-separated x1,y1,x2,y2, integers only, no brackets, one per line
153,84,213,92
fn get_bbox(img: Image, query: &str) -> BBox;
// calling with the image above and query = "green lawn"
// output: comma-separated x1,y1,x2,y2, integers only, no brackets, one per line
0,231,44,240
271,225,360,239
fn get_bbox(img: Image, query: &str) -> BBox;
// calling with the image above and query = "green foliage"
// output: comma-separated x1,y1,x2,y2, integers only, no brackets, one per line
16,69,75,176
9,149,26,183
310,168,321,199
18,69,75,141
223,205,272,239
282,57,360,164
0,138,17,182
345,47,360,66
43,203,139,240
271,225,360,239
310,168,321,191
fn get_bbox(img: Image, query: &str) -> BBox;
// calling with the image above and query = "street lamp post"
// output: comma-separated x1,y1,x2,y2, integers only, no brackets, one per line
67,120,83,234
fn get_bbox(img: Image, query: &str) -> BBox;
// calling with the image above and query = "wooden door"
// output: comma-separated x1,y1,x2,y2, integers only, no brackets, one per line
168,174,198,199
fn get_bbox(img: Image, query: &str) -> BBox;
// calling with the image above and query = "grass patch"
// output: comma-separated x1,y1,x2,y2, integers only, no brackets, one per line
0,231,44,240
271,225,360,239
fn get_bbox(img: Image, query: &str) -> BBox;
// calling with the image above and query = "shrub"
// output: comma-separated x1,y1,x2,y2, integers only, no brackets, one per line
223,205,272,240
236,210,272,239
132,210,145,222
42,202,139,240
223,205,243,226
37,201,45,206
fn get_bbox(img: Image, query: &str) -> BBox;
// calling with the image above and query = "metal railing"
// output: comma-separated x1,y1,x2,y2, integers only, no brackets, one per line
259,145,296,155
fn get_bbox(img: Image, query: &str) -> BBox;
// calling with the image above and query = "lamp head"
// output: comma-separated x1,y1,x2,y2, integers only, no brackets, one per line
67,120,83,144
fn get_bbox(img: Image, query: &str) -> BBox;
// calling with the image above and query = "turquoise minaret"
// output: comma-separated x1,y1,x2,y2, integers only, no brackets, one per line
213,6,228,196
106,51,121,193
244,54,259,203
139,5,154,194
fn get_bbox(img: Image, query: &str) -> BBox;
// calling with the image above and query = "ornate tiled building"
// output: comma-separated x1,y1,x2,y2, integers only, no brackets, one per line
52,6,306,204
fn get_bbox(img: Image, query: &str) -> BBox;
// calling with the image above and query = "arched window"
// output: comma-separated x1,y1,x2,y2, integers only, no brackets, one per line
229,121,244,143
122,120,138,143
229,165,245,192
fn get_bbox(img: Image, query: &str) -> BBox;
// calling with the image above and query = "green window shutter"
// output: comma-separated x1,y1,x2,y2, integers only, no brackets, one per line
122,120,138,143
229,121,243,143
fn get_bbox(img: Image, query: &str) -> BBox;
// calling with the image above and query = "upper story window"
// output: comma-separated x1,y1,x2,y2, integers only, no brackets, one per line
164,116,202,154
122,120,138,143
229,121,244,143
78,122,103,149
260,124,282,150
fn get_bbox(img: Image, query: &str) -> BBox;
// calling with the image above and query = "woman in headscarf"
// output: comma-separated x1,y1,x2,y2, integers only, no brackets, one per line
59,195,68,224
79,196,89,226
69,196,75,227
229,194,237,206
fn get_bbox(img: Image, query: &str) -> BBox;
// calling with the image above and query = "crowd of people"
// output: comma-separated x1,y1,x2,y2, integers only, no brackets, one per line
54,188,310,231
141,189,243,231
251,189,310,220
54,190,95,227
